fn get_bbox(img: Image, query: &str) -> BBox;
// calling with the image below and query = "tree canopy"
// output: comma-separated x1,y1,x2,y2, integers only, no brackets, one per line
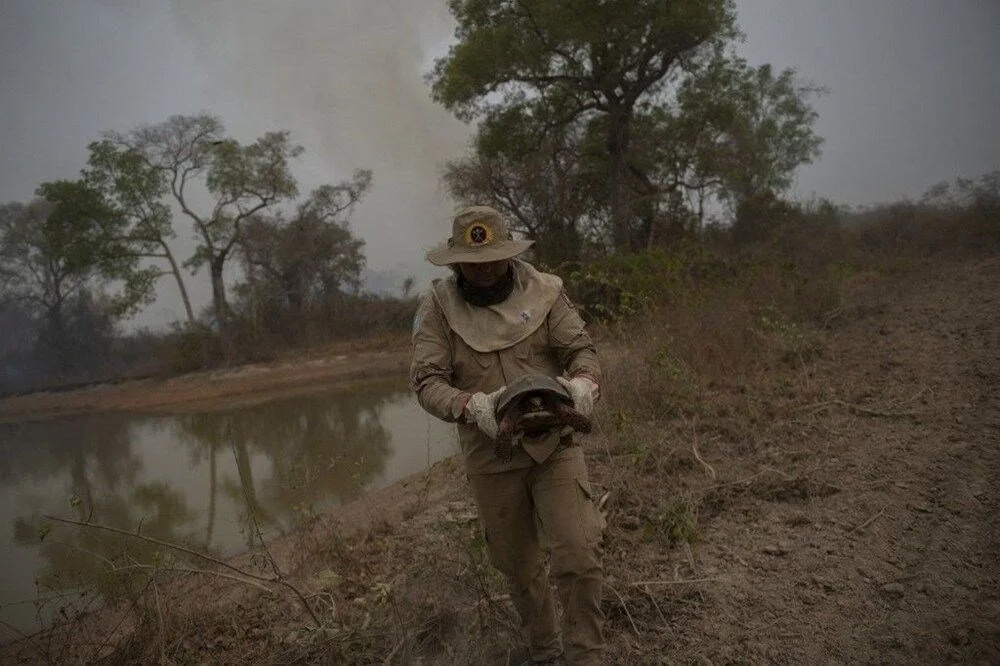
102,114,304,336
237,172,372,329
0,181,156,371
432,1,823,254
432,0,739,250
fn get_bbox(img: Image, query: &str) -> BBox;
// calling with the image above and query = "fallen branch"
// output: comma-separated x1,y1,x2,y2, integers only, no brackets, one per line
109,563,273,593
42,514,321,628
629,577,716,587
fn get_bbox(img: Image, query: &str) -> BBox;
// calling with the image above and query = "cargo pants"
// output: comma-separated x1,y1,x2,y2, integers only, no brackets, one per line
468,442,605,665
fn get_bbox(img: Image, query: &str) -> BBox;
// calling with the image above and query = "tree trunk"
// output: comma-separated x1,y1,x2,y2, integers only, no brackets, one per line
607,111,633,252
209,256,230,337
160,240,196,327
45,296,69,375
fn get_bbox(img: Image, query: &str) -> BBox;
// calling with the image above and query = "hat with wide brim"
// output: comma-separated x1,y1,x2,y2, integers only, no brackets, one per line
426,205,534,266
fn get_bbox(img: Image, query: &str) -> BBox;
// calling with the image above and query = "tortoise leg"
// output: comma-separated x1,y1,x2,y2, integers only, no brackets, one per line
554,403,592,434
494,409,519,462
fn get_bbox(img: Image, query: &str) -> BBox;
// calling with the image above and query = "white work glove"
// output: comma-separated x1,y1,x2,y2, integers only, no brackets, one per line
464,386,505,440
557,375,599,418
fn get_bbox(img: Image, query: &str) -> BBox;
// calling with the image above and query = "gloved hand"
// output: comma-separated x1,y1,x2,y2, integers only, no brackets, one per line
464,386,505,440
556,375,599,418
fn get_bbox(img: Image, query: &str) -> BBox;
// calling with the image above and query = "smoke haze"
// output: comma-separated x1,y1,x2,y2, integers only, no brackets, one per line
2,0,998,327
167,0,470,282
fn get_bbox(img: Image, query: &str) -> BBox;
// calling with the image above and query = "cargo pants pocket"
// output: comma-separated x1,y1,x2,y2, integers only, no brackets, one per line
575,478,607,545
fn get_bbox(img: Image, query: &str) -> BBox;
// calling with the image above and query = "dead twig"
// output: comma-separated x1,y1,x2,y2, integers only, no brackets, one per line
151,575,167,666
382,636,405,666
606,583,641,637
628,577,716,587
42,515,322,628
746,610,790,633
0,618,53,665
683,542,706,603
86,572,155,665
641,584,673,635
690,428,716,480
847,507,886,534
699,466,794,494
795,399,922,418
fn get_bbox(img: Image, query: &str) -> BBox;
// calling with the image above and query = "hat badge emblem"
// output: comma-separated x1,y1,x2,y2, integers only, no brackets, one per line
465,223,493,247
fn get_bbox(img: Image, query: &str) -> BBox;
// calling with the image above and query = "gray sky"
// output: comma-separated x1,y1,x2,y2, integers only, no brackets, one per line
2,0,998,328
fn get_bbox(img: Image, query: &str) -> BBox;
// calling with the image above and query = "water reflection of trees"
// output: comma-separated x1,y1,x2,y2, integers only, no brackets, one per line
175,381,400,543
2,416,199,614
1,380,404,630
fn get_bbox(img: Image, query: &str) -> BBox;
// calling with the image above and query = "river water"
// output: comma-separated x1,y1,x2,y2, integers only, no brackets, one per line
0,378,457,637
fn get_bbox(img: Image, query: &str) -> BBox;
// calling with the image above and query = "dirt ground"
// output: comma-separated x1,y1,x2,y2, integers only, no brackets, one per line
606,255,999,664
3,256,998,664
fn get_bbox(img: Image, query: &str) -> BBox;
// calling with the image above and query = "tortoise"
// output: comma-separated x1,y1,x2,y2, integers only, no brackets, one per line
493,373,593,462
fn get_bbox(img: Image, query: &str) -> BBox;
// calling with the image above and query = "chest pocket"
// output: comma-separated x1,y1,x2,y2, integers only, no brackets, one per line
510,322,556,368
450,333,499,391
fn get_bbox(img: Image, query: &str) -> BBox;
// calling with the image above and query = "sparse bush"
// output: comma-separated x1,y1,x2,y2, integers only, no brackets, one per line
551,242,736,322
756,306,823,363
644,496,699,546
166,323,225,373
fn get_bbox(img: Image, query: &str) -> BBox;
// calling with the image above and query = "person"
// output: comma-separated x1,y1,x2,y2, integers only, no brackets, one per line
410,205,605,665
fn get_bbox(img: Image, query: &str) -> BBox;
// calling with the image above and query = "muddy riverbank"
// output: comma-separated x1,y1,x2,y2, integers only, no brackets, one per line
0,347,411,423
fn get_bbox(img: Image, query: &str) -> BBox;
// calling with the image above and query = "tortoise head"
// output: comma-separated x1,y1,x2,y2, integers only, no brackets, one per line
494,373,592,442
494,374,572,422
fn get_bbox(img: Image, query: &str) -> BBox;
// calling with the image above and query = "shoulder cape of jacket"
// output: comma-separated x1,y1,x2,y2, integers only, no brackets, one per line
430,259,562,353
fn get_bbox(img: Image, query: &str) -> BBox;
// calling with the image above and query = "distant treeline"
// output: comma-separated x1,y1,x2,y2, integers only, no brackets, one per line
2,170,996,396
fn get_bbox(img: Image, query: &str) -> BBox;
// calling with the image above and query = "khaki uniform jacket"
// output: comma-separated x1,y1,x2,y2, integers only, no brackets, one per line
410,261,601,474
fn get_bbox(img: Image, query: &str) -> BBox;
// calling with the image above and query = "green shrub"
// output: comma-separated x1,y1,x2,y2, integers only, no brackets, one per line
644,497,699,546
166,324,224,373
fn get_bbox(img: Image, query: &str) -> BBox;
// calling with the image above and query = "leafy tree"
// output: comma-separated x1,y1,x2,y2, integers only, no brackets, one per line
0,183,155,373
84,139,198,327
431,0,738,251
236,173,371,340
675,57,824,217
104,114,302,337
613,55,824,243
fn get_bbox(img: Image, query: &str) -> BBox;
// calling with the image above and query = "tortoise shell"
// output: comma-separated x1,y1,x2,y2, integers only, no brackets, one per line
492,374,591,462
494,373,572,420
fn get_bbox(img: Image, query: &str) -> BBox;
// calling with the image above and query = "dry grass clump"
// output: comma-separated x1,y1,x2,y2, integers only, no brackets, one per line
600,259,835,429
